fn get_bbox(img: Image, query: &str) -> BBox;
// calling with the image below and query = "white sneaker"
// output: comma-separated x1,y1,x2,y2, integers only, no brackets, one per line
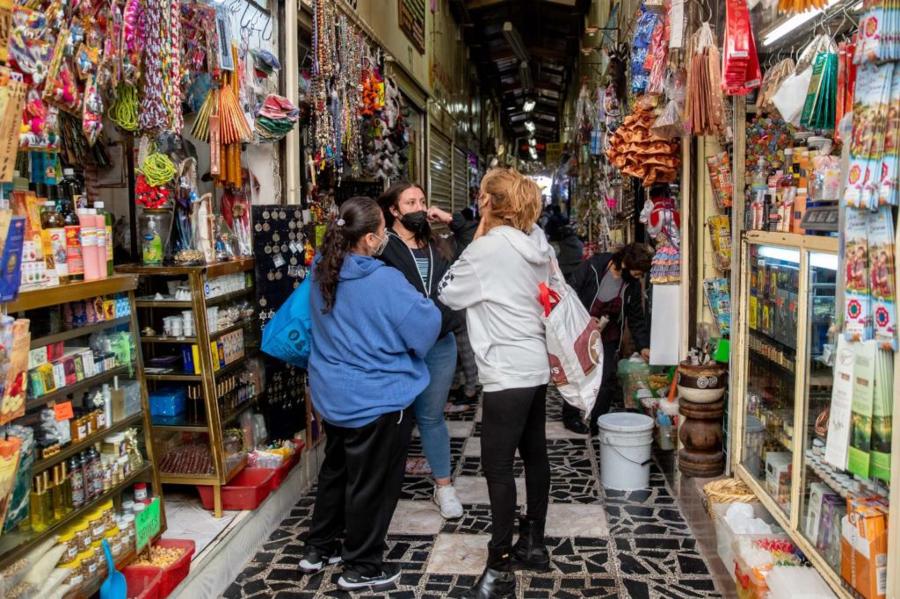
434,484,464,519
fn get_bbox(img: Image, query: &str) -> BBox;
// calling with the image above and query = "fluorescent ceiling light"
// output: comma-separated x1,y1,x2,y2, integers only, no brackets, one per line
529,147,538,160
763,0,841,47
502,21,529,62
528,138,536,146
523,98,536,112
519,61,533,90
811,252,838,271
758,246,800,264
524,120,536,132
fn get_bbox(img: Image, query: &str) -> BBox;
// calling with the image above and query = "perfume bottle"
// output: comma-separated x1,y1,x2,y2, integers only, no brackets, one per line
30,473,51,532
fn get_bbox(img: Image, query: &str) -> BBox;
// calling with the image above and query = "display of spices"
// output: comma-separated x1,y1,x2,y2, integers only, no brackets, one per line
133,543,187,568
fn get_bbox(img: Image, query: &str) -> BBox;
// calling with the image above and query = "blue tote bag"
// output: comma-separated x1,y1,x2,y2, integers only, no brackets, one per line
261,276,313,367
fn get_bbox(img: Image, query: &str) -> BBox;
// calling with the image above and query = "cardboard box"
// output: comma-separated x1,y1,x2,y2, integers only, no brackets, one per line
765,452,792,508
28,346,48,370
841,501,888,599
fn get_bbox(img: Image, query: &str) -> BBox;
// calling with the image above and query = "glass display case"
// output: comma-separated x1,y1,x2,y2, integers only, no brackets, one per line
732,231,896,598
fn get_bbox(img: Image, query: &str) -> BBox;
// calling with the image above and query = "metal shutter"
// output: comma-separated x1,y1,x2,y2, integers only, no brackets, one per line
429,126,452,212
452,146,468,212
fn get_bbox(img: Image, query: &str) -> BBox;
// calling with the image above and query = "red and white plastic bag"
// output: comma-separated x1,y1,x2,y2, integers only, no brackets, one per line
538,262,604,416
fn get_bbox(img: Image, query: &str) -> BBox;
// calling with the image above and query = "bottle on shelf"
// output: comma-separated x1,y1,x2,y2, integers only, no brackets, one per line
68,454,86,509
59,192,83,282
78,208,101,281
41,199,69,284
94,202,114,276
89,209,107,280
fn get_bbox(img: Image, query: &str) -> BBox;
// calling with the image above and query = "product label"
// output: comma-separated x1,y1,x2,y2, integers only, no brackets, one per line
135,498,161,552
65,226,83,276
106,225,113,262
42,227,68,277
71,471,85,507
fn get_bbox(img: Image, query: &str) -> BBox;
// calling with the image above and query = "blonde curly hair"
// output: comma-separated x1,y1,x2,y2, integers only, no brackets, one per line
479,168,542,233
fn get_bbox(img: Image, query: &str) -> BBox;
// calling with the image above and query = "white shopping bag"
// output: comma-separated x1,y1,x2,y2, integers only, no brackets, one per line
539,263,604,416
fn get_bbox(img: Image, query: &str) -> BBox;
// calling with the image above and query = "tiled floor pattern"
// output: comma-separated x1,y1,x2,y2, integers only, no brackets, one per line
224,390,721,598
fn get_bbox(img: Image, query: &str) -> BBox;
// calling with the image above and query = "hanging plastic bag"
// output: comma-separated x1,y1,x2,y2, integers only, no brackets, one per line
772,67,813,125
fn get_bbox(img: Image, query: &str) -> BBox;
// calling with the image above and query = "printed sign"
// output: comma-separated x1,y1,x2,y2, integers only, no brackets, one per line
135,497,162,552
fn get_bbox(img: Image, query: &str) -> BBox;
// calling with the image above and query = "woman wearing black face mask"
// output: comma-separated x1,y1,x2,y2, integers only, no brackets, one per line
376,183,465,520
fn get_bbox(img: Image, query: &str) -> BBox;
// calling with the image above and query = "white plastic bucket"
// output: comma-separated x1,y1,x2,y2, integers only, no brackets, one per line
596,412,655,491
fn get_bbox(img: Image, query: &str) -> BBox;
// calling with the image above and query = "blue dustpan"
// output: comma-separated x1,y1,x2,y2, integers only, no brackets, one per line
100,538,127,599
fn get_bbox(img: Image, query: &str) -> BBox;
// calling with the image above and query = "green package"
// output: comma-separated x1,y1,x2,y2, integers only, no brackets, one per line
871,347,893,481
848,340,877,478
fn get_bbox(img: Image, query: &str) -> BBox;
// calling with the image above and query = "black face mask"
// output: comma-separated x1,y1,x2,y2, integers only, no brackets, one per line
400,210,430,236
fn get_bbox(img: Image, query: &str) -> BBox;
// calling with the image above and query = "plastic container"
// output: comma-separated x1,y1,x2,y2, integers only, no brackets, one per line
124,566,163,599
149,387,187,418
595,413,655,491
268,453,300,491
126,539,196,598
711,502,777,581
743,416,766,478
196,468,274,511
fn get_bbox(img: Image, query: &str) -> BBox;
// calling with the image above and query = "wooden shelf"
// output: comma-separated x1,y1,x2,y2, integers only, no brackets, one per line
30,317,132,350
0,463,153,570
152,395,258,432
34,412,144,475
26,365,131,411
118,257,255,277
145,354,250,383
140,320,247,345
7,275,139,313
135,286,254,310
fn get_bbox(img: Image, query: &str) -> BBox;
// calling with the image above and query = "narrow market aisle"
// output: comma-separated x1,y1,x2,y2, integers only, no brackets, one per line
224,390,723,598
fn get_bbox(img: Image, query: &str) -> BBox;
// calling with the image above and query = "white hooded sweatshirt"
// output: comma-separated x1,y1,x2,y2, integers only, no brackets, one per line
438,225,554,392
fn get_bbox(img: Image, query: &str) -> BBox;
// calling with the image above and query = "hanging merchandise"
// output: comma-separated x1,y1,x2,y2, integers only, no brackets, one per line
722,0,762,96
706,151,734,209
254,94,300,142
835,38,858,137
856,1,900,63
606,96,681,186
631,6,661,95
641,186,681,284
684,22,727,136
707,215,732,271
756,58,796,114
799,40,839,131
778,0,828,13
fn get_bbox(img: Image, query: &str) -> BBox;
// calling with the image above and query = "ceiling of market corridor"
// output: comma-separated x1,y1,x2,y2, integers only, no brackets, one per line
450,0,591,147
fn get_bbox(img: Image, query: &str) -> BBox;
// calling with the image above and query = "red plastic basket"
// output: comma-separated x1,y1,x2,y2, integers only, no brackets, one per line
127,539,197,598
124,566,163,599
268,453,300,491
197,468,275,511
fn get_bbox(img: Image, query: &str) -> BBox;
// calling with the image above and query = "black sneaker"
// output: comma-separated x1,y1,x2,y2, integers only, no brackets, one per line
337,564,400,591
298,547,342,574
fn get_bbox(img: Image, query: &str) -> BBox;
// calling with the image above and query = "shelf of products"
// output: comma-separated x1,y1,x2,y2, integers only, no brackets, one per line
0,277,165,589
733,232,896,598
121,260,260,517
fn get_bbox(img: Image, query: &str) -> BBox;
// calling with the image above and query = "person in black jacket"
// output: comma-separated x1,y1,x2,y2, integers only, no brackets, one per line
549,221,584,284
565,243,653,435
447,206,479,258
377,182,464,520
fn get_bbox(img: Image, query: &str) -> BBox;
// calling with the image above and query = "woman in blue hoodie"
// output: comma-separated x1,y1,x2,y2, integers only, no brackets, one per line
299,197,442,592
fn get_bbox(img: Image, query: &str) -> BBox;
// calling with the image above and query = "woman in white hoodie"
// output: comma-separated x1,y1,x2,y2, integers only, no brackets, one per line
438,168,553,599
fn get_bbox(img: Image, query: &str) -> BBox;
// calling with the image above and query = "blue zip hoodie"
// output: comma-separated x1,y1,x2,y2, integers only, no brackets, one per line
308,253,441,428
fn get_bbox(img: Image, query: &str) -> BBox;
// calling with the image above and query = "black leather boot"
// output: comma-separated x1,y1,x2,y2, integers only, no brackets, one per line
512,516,550,571
466,546,516,599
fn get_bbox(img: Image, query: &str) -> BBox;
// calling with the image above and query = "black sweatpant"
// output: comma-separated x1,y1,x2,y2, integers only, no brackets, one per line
562,340,620,425
481,385,550,551
305,409,413,576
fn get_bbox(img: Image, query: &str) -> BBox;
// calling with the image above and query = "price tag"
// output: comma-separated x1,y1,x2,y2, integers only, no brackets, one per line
54,401,74,421
135,497,162,552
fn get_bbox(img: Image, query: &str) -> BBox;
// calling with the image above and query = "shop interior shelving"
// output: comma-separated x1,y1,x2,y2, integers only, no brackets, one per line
0,275,165,573
119,258,256,517
730,230,899,597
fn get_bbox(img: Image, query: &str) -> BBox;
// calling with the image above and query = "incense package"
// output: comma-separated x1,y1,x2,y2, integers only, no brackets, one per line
867,207,897,350
870,348,893,482
844,209,871,341
848,340,877,479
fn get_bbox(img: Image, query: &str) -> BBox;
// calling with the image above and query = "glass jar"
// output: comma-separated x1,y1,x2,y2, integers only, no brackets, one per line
120,514,136,553
60,556,84,588
80,548,100,582
139,208,173,266
88,510,106,542
73,521,92,552
57,526,80,563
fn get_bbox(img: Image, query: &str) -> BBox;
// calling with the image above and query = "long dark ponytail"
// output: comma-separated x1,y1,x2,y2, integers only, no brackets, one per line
315,197,383,312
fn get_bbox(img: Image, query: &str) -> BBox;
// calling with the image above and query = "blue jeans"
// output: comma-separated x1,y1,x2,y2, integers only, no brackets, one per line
415,333,457,480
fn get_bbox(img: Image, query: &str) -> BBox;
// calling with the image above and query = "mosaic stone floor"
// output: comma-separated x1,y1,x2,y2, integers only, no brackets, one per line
224,390,721,598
